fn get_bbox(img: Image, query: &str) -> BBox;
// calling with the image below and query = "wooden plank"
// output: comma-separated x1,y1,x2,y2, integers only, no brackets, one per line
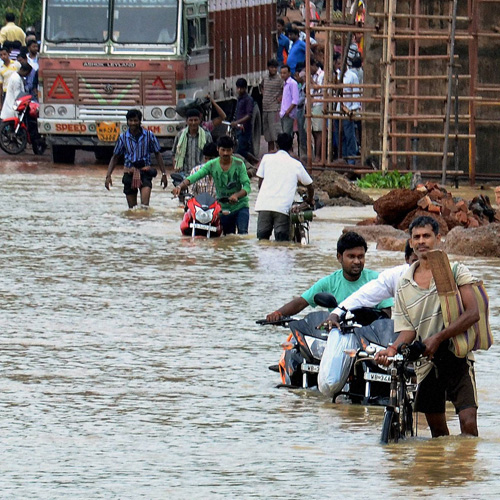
427,250,457,296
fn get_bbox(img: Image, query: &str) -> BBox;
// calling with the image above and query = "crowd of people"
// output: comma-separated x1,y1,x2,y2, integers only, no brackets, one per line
275,2,365,165
101,4,367,237
0,13,39,118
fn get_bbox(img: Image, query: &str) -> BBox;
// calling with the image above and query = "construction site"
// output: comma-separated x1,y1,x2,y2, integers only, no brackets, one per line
301,0,500,185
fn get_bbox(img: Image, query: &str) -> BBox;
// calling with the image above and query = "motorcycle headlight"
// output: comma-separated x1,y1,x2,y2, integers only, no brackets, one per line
195,206,214,224
305,337,327,360
13,99,22,111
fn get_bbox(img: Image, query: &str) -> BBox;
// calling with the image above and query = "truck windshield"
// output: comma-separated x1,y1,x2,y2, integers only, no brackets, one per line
44,0,178,45
112,0,178,44
45,0,110,43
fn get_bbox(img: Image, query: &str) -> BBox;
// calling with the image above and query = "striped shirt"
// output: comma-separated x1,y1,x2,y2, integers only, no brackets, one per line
394,261,475,380
189,163,216,197
262,73,283,112
113,128,161,167
172,128,212,174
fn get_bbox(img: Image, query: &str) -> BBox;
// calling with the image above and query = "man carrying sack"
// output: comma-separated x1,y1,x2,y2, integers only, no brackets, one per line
375,215,491,438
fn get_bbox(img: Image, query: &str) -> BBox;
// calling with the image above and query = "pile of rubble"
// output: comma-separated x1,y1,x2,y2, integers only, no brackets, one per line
312,170,374,207
360,182,499,235
346,182,500,257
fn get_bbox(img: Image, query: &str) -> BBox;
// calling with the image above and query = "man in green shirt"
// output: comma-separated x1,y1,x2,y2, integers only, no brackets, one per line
172,136,251,234
266,231,393,321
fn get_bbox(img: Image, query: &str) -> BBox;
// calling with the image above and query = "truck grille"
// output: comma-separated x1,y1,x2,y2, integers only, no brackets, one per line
78,107,129,120
43,70,176,107
79,73,141,106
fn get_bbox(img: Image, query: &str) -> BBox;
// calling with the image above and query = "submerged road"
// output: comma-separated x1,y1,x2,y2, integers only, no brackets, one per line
1,150,499,498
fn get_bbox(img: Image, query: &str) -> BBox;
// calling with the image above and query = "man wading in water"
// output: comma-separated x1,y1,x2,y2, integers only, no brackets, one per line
375,216,480,437
105,109,168,208
172,135,251,235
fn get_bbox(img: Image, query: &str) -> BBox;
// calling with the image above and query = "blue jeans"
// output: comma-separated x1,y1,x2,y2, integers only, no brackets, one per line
236,129,253,158
334,119,358,165
296,106,307,159
220,207,249,235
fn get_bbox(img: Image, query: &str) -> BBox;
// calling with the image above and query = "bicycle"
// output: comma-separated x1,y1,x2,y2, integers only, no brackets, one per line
290,195,314,245
357,340,425,444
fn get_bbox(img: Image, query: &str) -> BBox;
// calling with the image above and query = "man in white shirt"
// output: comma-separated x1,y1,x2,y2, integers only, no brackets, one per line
333,53,361,165
322,240,417,330
0,62,31,120
310,59,324,162
255,133,314,241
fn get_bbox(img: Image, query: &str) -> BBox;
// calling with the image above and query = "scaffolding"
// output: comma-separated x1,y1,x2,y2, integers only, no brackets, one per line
303,0,500,184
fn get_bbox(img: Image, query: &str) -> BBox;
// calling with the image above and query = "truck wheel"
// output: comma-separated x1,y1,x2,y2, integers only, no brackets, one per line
251,104,261,157
52,145,76,164
94,147,113,163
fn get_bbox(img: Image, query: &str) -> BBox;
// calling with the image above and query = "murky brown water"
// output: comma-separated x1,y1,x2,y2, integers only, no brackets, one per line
1,158,499,498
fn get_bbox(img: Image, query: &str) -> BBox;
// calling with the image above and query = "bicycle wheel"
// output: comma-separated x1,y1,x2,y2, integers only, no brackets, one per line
400,398,414,438
381,408,398,444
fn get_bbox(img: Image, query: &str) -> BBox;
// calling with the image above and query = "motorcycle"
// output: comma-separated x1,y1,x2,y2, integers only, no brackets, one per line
180,191,223,237
0,93,46,155
258,293,399,406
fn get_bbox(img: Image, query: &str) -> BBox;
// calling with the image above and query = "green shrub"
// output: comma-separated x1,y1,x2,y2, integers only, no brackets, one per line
356,170,412,189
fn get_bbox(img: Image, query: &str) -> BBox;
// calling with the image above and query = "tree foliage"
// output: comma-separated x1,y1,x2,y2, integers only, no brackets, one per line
1,0,42,35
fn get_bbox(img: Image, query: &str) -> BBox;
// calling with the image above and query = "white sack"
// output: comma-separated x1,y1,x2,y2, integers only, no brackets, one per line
318,329,359,398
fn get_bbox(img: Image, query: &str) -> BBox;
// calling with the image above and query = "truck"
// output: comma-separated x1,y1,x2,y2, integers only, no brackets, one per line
38,0,276,163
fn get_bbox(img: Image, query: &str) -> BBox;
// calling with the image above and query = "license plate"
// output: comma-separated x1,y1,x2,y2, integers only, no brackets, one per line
190,223,217,232
302,362,319,373
96,121,120,142
364,372,392,383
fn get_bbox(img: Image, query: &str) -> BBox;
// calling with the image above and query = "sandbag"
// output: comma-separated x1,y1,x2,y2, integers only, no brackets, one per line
318,329,359,398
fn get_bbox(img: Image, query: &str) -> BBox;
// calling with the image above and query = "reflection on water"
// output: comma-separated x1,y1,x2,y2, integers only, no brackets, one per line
0,163,499,498
385,437,480,488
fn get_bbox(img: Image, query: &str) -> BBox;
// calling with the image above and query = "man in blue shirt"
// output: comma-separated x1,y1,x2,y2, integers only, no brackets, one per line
276,18,290,67
286,27,306,75
105,109,168,208
266,231,393,321
231,78,257,163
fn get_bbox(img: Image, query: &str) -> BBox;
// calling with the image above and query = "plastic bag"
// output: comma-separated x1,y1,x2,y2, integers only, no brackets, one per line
318,329,359,398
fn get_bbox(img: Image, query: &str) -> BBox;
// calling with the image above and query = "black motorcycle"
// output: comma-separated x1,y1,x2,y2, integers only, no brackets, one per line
258,293,399,406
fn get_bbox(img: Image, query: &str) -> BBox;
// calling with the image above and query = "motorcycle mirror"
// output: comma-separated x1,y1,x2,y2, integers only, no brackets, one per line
313,293,338,309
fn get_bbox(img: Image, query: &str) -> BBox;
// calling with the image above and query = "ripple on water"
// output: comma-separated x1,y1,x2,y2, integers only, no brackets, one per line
0,165,499,498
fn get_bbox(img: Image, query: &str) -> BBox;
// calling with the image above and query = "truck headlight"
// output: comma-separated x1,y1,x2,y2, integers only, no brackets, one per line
165,107,176,119
45,105,55,117
151,107,163,119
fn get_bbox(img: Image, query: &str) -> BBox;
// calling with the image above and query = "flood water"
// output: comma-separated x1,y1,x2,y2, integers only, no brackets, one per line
1,158,499,499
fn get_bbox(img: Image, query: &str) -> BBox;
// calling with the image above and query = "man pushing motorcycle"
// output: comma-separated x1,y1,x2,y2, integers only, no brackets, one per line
266,231,393,322
172,135,251,235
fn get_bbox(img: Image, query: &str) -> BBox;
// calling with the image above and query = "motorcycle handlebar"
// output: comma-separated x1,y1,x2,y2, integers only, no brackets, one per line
256,317,296,326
